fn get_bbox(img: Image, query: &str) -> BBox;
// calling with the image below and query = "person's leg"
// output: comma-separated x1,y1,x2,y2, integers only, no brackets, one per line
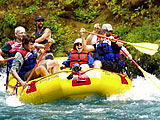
35,65,49,76
21,69,39,81
47,60,59,74
93,60,102,68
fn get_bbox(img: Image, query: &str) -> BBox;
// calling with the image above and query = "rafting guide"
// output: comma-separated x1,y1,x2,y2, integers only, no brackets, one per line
33,15,59,75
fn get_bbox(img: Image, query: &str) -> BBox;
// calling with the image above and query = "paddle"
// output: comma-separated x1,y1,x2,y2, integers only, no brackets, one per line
0,57,14,63
121,50,160,91
84,30,159,55
3,57,15,62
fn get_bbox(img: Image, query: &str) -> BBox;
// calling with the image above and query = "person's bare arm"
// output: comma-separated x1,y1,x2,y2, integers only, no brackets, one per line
11,69,27,88
81,28,95,52
86,23,100,45
11,52,27,88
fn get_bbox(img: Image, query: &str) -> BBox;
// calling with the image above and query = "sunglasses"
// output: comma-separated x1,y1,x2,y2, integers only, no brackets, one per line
37,19,44,22
75,43,82,46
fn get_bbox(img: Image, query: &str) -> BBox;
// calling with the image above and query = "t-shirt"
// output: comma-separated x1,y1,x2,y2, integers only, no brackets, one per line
91,35,98,45
1,43,12,54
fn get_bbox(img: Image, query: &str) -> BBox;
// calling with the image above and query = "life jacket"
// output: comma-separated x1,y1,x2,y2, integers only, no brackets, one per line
33,27,48,44
95,41,124,67
8,41,22,68
70,50,89,68
17,48,37,77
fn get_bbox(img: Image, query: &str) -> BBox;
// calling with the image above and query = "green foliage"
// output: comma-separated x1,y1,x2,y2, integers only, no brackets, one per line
113,18,160,78
47,1,56,9
74,0,84,7
4,13,17,26
107,0,159,26
44,12,71,57
24,5,38,15
33,0,42,5
107,0,129,19
0,0,11,4
74,6,99,23
0,22,3,30
126,19,160,43
114,25,131,40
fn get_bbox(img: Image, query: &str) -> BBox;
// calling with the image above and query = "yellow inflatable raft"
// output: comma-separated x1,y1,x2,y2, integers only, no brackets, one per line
7,67,132,105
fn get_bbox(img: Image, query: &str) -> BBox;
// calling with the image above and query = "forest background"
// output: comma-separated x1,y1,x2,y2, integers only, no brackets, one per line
0,0,160,78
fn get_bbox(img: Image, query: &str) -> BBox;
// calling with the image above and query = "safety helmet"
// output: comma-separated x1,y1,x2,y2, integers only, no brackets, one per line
74,38,82,44
102,24,113,32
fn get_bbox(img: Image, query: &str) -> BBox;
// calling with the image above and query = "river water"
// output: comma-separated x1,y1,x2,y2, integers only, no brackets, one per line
0,69,160,120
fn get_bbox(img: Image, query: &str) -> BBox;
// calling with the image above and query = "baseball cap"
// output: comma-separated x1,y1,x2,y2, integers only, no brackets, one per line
35,15,44,22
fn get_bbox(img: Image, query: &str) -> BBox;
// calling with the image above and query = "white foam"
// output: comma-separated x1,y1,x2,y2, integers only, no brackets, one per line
5,95,24,107
0,69,23,106
107,76,160,101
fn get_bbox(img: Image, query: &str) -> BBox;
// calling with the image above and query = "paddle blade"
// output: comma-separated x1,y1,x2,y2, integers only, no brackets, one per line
128,42,159,55
138,66,160,91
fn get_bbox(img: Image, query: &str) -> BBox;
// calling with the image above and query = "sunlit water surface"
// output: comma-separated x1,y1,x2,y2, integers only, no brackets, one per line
0,68,160,120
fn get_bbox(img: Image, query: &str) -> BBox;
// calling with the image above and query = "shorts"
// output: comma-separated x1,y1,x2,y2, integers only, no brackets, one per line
20,69,39,81
101,60,122,73
42,52,54,60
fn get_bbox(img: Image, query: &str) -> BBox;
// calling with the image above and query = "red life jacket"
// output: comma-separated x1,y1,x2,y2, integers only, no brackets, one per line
70,50,89,68
8,41,22,54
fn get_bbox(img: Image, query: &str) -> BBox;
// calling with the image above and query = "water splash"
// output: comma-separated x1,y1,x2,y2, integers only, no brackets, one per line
5,95,24,107
0,71,23,107
0,71,7,92
107,76,160,101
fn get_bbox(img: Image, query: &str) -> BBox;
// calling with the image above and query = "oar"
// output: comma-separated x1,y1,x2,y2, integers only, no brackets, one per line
3,57,15,62
84,30,159,55
20,43,51,95
4,57,14,90
0,57,14,63
121,50,160,91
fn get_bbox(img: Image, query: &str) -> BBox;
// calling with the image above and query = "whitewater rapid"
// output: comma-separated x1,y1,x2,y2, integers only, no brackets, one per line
0,70,160,107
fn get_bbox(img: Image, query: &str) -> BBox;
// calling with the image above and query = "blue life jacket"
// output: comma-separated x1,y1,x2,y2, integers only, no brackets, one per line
94,42,124,67
17,49,37,77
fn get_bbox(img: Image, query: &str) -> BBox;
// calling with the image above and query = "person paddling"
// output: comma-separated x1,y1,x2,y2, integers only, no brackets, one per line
101,24,132,60
81,28,124,73
11,34,49,88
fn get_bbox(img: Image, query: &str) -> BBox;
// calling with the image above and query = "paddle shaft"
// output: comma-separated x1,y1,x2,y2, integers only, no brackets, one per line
2,57,14,62
84,30,127,44
121,50,139,67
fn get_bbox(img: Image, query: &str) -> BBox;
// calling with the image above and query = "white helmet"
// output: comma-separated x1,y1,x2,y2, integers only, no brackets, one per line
74,38,82,44
102,24,113,32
